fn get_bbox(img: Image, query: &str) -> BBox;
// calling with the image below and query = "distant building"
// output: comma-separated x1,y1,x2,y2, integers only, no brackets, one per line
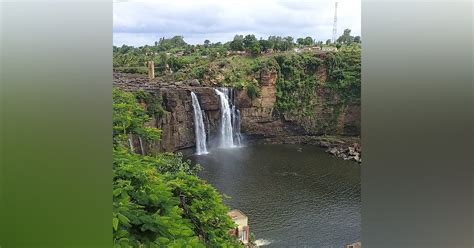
300,46,321,52
228,209,250,244
322,46,338,52
226,50,248,56
309,45,322,50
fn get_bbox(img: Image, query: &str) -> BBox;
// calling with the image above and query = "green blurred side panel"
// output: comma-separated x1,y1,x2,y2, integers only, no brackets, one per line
0,1,112,247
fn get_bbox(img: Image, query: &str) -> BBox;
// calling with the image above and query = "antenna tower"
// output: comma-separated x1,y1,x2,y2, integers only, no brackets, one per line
332,2,338,43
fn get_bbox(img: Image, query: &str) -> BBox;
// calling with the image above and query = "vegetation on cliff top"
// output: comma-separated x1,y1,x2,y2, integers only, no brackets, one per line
113,88,242,247
113,30,361,114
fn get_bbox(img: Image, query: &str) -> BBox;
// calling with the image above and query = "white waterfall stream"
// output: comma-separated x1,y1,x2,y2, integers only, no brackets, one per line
215,88,242,148
127,134,135,153
138,136,144,155
191,92,209,155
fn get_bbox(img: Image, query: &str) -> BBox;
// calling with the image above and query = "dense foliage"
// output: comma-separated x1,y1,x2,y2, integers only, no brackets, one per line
113,32,361,115
324,44,361,100
274,52,322,113
113,32,360,74
113,88,241,247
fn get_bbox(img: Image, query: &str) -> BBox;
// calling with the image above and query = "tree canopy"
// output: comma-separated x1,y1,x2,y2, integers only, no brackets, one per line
336,29,359,45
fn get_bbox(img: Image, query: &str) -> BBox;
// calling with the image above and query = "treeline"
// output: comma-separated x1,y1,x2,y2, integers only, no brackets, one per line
113,29,361,71
228,30,359,55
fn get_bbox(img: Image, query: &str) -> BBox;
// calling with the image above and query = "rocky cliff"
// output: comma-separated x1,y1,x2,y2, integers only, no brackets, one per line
235,68,361,140
113,68,360,153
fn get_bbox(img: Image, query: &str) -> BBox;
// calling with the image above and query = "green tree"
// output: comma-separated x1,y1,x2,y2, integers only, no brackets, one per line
243,34,261,55
113,88,161,144
259,39,272,52
281,36,294,51
303,36,314,46
243,35,258,49
296,38,305,46
336,28,354,44
297,37,314,46
268,36,293,51
230,35,244,51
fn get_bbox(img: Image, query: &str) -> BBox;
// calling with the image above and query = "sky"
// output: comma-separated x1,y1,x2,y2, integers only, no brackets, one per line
113,0,360,46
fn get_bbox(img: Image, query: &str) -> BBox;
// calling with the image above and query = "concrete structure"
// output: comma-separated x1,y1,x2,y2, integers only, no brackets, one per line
346,241,361,248
300,46,321,52
228,209,250,244
147,61,155,80
226,50,248,56
322,46,338,52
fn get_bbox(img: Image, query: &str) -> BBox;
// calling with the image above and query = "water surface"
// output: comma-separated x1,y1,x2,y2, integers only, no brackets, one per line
185,144,360,248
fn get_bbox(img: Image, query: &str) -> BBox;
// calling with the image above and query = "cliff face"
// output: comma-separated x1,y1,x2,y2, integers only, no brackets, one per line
236,68,361,140
114,77,221,152
114,69,360,152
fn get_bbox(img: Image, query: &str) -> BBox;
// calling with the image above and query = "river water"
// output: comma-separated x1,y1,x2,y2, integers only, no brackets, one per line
185,144,360,248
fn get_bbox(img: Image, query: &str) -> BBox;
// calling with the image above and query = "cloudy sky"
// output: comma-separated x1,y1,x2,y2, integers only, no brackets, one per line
113,0,360,46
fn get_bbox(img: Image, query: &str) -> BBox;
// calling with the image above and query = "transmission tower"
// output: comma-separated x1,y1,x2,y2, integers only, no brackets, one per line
332,2,338,43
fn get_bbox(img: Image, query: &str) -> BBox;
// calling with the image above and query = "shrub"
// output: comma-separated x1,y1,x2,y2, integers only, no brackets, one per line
246,80,261,99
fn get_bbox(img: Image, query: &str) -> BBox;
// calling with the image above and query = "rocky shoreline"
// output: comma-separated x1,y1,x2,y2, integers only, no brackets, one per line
326,142,361,163
249,135,361,163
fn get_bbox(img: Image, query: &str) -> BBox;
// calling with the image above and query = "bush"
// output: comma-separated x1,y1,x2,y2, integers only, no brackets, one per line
246,80,261,99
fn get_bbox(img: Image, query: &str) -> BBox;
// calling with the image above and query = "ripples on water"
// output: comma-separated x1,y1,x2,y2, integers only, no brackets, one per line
185,144,361,248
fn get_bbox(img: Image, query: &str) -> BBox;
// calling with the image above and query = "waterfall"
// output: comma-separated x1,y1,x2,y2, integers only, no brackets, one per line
138,136,144,155
127,134,134,153
232,105,242,146
191,92,209,155
215,87,242,148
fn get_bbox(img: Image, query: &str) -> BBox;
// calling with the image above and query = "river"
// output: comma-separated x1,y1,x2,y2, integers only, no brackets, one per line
185,144,360,248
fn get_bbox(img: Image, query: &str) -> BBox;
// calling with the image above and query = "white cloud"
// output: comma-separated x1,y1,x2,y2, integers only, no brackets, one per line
113,0,360,46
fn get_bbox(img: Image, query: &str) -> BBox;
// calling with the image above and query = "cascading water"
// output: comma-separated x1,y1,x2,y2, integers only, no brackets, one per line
191,92,209,155
215,87,242,148
232,105,242,146
138,136,144,155
128,134,135,153
215,88,234,147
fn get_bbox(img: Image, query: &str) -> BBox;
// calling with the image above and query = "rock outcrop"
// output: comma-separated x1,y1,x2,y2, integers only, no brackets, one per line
235,68,361,140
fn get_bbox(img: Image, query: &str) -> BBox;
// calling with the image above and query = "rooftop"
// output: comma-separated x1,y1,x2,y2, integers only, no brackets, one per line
227,209,247,221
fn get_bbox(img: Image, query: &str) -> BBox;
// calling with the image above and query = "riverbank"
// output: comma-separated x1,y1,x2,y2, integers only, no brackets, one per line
247,135,361,163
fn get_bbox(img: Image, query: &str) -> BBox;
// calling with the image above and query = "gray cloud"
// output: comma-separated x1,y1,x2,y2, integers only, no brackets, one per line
113,0,360,46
